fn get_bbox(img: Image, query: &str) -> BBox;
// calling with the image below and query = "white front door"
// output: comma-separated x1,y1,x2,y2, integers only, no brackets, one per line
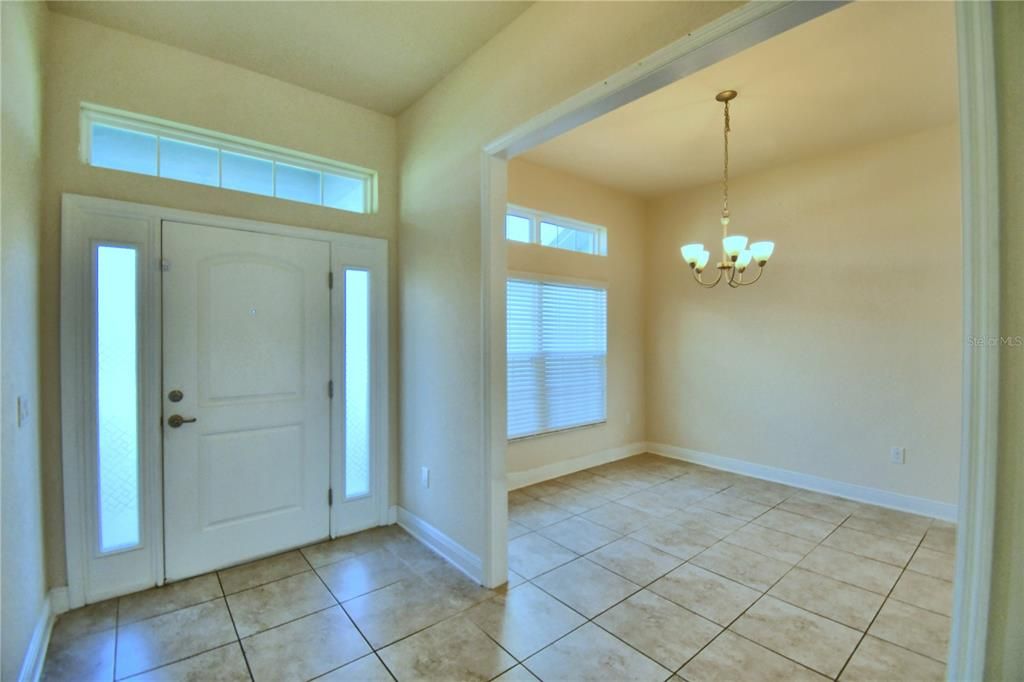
162,220,332,579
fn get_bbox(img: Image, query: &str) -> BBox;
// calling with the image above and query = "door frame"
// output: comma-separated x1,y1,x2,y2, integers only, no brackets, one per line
60,193,390,607
479,2,999,680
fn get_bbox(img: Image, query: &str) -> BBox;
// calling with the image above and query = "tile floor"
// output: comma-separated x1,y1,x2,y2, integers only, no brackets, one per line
43,454,955,681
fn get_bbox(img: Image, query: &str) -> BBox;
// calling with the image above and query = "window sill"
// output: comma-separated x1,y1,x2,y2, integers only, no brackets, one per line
508,420,607,443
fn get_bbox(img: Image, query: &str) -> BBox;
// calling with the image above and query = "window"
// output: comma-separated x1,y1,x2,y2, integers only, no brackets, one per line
505,205,607,256
81,103,377,214
507,277,607,439
344,270,371,499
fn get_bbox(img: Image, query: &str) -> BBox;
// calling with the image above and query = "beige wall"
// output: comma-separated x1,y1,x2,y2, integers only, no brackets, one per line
645,125,962,505
505,158,646,475
397,1,738,557
1,2,49,678
988,2,1023,678
41,12,399,586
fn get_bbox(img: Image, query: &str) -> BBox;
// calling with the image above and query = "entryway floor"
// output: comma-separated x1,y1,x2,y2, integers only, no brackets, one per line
43,454,954,681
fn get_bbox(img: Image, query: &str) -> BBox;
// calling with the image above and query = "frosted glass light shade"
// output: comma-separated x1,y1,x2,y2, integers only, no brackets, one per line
696,250,711,270
735,249,753,271
750,241,775,263
722,235,748,257
681,243,704,265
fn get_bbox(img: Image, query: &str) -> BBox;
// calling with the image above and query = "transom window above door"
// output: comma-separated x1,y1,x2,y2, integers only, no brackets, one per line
80,103,378,214
505,205,608,256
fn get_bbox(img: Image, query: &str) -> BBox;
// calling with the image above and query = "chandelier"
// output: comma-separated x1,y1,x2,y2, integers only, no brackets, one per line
681,90,774,288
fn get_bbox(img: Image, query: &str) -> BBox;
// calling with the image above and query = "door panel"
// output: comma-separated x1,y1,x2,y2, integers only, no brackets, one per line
163,220,331,579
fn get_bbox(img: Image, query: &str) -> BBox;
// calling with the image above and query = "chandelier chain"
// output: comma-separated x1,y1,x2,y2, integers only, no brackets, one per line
722,98,731,232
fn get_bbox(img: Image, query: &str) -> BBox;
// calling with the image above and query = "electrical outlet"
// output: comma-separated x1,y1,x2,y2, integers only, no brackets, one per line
421,466,430,488
890,447,905,465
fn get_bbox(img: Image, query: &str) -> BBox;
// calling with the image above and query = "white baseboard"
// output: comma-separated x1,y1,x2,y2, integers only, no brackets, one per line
17,587,69,682
396,507,483,584
647,442,958,521
507,441,649,490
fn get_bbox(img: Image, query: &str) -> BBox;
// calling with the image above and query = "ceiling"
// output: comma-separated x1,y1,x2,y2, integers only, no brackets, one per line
48,1,531,116
521,1,958,198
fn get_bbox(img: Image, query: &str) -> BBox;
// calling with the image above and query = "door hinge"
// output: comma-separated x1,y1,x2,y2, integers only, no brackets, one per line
328,380,334,399
328,488,334,506
160,258,171,272
328,271,334,289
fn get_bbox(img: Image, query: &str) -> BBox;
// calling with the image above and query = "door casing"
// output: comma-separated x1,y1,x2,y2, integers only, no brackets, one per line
60,193,390,607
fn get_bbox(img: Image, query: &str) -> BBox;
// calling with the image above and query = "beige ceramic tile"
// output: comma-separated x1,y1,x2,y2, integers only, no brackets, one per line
842,514,929,543
378,615,516,681
617,490,683,517
696,492,771,520
242,606,370,682
840,635,946,681
508,497,573,530
667,507,746,539
680,630,827,682
532,558,639,618
49,599,117,647
464,583,585,659
778,496,858,524
753,509,836,543
908,546,956,582
647,480,720,507
42,629,114,682
581,502,657,534
316,548,415,602
648,563,760,626
341,575,467,648
537,516,620,555
301,531,381,568
519,480,572,499
226,570,336,637
768,567,884,630
868,599,951,662
116,599,237,679
890,571,954,616
722,481,798,506
118,574,223,625
507,570,526,589
691,541,792,591
921,525,957,554
507,521,531,540
538,487,607,514
524,622,668,682
218,550,310,595
317,653,394,681
629,518,718,560
596,589,721,670
722,523,816,564
731,596,862,678
823,527,917,566
492,665,540,681
586,537,682,584
129,642,250,682
798,546,902,595
507,533,577,579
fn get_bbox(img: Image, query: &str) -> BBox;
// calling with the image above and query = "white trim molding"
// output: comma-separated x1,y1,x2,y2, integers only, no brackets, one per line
16,588,69,682
648,443,958,522
396,507,482,584
507,442,648,491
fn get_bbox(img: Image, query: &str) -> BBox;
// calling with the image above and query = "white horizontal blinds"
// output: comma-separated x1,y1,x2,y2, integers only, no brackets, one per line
507,278,607,439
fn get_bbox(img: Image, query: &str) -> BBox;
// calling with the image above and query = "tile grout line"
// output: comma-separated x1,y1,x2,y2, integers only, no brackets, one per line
215,571,256,682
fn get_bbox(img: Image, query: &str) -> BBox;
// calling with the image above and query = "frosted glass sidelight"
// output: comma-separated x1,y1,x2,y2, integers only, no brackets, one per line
159,138,219,186
344,270,371,498
324,173,365,212
275,163,321,205
91,123,157,176
221,151,273,196
96,246,141,552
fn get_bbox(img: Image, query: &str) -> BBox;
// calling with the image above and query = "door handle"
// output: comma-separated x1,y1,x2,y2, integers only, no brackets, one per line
167,414,197,428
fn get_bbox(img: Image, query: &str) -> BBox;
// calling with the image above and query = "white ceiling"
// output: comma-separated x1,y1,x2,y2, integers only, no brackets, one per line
48,1,531,116
521,1,958,197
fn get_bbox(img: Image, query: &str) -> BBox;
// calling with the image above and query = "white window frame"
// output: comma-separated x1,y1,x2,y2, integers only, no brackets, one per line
61,193,390,607
79,102,379,215
506,271,608,441
506,204,608,256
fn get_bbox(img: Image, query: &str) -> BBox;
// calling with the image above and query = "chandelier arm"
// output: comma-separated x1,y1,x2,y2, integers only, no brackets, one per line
733,265,765,287
692,268,723,288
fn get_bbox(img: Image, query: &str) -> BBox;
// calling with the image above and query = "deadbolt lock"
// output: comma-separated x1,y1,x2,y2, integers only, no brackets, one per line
167,414,197,428
168,389,184,403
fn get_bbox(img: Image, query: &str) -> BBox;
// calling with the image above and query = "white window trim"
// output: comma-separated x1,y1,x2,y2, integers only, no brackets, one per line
506,204,608,256
506,270,608,441
79,102,379,214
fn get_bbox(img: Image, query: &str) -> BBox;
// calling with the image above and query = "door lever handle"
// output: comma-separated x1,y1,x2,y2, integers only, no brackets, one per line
167,414,197,428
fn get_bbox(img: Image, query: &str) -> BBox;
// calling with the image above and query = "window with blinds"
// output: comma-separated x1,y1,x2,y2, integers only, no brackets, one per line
507,277,607,439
